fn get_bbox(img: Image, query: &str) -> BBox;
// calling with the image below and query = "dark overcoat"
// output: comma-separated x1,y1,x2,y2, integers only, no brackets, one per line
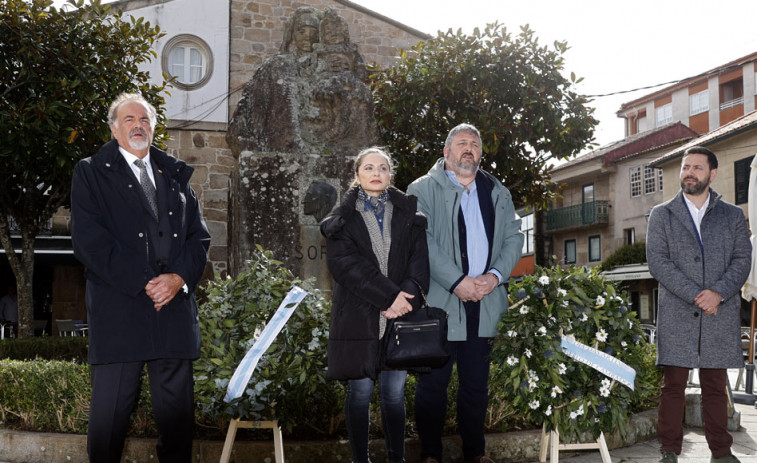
320,186,430,380
647,189,751,368
71,140,211,364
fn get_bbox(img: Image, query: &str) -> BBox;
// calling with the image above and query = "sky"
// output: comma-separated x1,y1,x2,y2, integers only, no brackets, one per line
51,0,757,152
352,0,757,152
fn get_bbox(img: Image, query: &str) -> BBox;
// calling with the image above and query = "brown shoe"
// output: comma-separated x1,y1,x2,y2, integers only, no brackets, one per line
421,458,440,463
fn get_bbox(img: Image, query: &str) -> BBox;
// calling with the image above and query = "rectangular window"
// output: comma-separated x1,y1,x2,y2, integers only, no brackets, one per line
520,212,534,255
582,183,595,203
588,235,601,262
656,103,673,127
564,239,576,264
658,168,663,192
644,165,656,195
735,156,755,205
630,166,641,198
690,89,709,116
624,228,635,245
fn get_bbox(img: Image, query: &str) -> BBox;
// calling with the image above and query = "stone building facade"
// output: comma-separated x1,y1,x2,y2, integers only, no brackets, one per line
157,0,428,277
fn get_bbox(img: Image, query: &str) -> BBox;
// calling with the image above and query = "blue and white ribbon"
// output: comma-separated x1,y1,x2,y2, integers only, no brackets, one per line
224,286,309,403
560,335,636,390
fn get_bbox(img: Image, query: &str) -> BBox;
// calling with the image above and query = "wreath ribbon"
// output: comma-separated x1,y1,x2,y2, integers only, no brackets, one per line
560,335,636,390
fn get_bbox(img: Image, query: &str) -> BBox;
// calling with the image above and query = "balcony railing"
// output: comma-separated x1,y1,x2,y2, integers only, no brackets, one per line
546,200,610,231
720,97,744,111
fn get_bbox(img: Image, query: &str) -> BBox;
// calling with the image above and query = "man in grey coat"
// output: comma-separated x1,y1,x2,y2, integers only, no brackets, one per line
647,146,751,463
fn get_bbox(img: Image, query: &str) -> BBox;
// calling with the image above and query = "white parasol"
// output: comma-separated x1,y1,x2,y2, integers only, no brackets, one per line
742,154,757,301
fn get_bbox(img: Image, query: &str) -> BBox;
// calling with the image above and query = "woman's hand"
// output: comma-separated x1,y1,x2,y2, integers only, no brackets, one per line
381,291,414,319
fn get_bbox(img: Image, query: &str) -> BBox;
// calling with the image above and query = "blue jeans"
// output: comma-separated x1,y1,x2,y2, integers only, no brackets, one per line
415,300,492,461
345,369,407,463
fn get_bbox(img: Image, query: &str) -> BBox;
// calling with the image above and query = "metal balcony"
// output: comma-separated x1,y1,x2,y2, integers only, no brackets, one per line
546,200,610,231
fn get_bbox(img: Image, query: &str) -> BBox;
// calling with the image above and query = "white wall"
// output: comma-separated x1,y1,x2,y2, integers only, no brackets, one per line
127,0,230,125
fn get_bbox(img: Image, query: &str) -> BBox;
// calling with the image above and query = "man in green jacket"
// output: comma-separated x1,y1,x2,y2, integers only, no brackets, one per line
407,123,523,463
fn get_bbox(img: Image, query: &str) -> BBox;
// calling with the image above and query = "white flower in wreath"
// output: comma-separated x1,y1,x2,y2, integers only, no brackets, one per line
569,410,578,419
507,330,518,338
538,275,550,285
561,300,569,307
537,326,547,336
557,288,567,297
600,385,611,397
580,313,588,322
550,386,563,398
595,295,606,307
528,377,538,391
558,363,567,375
545,404,553,416
628,319,634,329
570,404,585,418
596,328,608,342
520,305,530,314
525,348,533,358
506,356,519,366
529,399,540,410
621,340,628,348
601,378,611,388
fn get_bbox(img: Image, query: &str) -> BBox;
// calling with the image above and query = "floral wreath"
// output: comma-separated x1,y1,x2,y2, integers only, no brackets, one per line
491,265,648,441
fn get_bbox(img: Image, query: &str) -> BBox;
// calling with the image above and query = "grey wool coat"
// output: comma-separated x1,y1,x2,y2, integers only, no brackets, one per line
646,189,751,369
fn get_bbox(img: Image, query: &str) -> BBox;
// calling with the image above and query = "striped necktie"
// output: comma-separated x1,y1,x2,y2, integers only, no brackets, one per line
134,159,158,219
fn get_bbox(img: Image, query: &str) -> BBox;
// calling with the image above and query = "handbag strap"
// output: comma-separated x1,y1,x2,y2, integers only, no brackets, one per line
408,278,430,308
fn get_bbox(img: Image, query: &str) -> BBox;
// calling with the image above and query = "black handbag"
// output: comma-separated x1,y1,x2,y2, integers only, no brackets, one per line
383,279,450,369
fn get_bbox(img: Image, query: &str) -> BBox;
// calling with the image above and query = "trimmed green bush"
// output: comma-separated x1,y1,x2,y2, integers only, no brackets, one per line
0,336,88,362
598,241,646,272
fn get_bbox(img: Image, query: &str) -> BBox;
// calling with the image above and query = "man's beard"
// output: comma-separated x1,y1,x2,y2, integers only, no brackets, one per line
451,154,480,176
128,128,150,151
680,177,709,195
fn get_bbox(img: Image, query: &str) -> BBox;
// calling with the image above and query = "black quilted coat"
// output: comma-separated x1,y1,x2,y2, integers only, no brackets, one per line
320,186,429,380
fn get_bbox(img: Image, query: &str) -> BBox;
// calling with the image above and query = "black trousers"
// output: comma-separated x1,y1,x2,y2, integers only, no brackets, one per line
88,358,194,463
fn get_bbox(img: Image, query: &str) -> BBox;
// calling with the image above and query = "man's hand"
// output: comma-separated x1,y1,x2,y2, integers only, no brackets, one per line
474,273,499,297
454,276,484,303
145,273,185,311
695,289,723,315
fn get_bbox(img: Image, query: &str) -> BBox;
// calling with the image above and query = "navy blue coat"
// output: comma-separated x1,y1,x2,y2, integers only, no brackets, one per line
71,139,211,364
320,186,429,380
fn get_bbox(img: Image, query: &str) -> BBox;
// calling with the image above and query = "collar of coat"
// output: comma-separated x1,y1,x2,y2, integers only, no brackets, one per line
90,139,195,184
666,187,722,219
320,185,417,238
426,157,497,193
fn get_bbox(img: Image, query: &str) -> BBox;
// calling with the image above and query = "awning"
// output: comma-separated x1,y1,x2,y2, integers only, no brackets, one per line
601,264,652,281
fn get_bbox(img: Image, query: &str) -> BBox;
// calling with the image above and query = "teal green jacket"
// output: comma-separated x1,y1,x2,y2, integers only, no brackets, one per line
407,158,523,341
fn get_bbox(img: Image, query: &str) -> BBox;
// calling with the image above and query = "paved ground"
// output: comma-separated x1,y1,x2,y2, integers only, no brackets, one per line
560,369,757,463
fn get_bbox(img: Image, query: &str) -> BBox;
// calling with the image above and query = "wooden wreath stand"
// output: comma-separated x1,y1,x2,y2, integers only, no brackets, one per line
539,425,611,463
219,419,285,463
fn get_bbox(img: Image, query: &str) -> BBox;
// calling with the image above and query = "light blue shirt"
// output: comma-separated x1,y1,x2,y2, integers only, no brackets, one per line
445,171,503,283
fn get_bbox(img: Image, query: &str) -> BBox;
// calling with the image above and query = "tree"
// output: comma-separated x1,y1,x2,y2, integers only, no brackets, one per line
368,23,598,209
0,0,169,337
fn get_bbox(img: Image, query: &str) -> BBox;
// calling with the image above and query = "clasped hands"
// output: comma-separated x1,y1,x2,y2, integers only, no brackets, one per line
145,273,185,311
454,273,498,303
695,289,723,315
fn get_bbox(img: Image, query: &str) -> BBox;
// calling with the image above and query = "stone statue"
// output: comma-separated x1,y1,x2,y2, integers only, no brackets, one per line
227,7,380,288
227,6,377,156
302,181,337,222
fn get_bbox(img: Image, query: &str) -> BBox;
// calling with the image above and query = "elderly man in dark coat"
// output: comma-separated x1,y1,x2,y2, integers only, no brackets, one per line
647,146,751,463
71,93,210,462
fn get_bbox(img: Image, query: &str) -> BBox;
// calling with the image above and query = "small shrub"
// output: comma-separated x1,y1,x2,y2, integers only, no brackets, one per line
598,242,646,272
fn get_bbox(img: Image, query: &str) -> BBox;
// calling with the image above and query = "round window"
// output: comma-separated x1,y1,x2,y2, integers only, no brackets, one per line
161,34,213,90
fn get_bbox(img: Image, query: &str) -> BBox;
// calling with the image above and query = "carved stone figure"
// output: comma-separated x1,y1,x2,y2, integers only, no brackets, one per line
227,7,380,287
302,181,337,222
